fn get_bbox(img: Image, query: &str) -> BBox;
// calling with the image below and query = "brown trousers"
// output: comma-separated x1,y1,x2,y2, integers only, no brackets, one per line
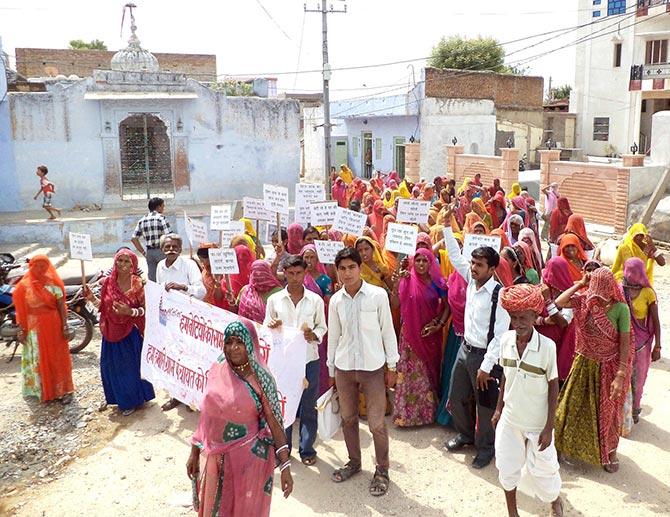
335,367,389,470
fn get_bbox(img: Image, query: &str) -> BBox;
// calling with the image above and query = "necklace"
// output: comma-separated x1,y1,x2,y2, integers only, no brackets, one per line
232,361,250,372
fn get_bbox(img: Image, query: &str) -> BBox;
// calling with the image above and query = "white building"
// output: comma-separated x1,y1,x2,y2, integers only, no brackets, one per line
571,0,670,157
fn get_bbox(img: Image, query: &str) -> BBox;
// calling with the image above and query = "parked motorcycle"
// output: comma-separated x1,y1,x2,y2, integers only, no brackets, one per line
0,254,100,361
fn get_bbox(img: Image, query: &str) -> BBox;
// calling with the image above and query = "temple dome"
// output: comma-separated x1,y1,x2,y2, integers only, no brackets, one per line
111,9,159,73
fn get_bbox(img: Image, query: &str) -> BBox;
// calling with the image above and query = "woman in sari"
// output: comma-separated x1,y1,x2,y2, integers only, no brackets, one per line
487,191,507,229
549,197,573,244
368,200,387,239
611,223,665,285
301,244,333,299
390,248,449,427
504,214,524,246
509,196,529,227
558,234,587,282
286,223,304,255
197,244,229,310
333,178,348,207
187,321,293,516
562,214,594,252
622,257,661,423
463,212,488,235
506,182,522,200
339,164,354,184
488,178,504,198
514,241,540,284
500,247,530,285
85,249,155,415
471,198,493,230
355,236,393,291
555,268,632,473
13,255,74,403
237,260,282,323
519,227,544,272
241,218,265,259
538,256,577,381
230,245,254,297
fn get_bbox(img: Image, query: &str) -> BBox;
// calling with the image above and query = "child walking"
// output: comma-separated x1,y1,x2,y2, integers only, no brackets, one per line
33,165,61,219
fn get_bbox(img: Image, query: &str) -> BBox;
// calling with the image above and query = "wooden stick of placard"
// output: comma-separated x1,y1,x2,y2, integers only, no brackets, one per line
80,260,86,288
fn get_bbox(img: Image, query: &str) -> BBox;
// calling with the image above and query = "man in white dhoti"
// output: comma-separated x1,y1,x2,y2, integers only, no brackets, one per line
492,283,563,517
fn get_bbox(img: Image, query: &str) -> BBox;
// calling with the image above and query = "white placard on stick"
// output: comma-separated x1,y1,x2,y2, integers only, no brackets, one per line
263,184,289,215
314,240,345,264
69,232,93,261
331,207,367,236
208,248,240,275
184,212,208,247
243,197,273,221
209,205,232,230
295,202,312,226
310,201,338,227
385,223,418,256
396,199,430,224
461,233,502,262
296,183,326,205
220,220,246,247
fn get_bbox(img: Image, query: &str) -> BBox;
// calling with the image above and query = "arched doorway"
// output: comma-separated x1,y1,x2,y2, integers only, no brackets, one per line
119,114,174,199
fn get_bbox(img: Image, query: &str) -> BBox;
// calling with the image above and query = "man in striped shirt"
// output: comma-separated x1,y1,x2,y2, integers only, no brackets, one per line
131,197,171,281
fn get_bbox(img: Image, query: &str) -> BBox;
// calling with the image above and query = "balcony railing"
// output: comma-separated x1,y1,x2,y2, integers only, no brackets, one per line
637,0,670,16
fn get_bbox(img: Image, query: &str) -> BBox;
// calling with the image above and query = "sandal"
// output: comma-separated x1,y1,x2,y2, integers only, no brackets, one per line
603,461,619,473
301,456,317,467
331,462,361,483
369,467,389,496
161,398,181,411
121,408,135,417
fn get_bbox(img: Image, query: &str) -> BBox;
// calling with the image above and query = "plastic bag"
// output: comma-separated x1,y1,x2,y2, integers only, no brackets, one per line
316,387,341,441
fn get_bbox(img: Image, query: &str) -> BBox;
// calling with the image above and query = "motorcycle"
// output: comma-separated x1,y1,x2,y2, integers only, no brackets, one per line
0,254,100,362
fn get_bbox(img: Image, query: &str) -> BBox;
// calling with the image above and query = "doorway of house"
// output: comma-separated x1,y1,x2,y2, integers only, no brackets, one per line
640,96,670,154
362,132,373,179
119,113,174,200
394,137,406,178
333,138,348,171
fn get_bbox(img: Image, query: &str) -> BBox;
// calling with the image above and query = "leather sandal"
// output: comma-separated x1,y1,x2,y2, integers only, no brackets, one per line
331,462,361,483
369,467,389,496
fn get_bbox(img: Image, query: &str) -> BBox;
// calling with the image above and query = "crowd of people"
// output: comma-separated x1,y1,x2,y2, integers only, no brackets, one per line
11,165,667,516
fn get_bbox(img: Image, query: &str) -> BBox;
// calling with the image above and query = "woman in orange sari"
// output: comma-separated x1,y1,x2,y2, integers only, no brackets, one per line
13,255,74,403
558,234,588,282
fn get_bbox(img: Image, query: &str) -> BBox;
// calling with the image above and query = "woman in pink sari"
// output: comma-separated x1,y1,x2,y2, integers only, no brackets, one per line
237,261,282,323
390,248,449,426
286,223,304,255
187,321,293,516
332,177,347,207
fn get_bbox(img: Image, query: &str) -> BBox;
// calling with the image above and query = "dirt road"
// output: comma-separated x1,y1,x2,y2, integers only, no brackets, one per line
1,258,669,516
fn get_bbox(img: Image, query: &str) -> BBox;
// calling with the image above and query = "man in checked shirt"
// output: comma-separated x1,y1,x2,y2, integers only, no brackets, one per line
131,197,171,281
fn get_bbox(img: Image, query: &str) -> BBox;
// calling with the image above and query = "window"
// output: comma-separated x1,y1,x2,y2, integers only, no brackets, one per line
645,39,668,65
642,100,647,113
592,10,601,17
352,137,359,158
608,0,626,15
593,117,610,141
375,138,382,160
614,43,622,67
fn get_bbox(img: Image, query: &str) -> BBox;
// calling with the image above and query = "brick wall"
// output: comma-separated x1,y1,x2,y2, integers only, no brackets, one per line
539,150,630,233
447,145,519,194
404,143,421,181
15,48,217,81
424,68,544,110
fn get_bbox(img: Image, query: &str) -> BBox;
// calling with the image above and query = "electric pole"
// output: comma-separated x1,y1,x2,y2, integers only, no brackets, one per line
305,1,347,195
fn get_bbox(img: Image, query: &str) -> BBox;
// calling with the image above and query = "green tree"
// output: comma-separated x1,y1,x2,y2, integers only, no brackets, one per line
550,84,572,100
428,36,525,74
68,39,107,50
208,81,255,96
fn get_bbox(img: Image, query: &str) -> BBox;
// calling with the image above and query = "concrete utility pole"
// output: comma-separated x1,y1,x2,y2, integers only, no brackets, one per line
305,1,347,195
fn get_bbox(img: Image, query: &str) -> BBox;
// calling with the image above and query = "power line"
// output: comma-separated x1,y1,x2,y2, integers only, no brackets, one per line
253,0,293,41
292,11,307,90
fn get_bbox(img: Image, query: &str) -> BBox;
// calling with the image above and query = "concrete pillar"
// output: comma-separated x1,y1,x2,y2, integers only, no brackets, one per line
404,143,421,182
499,148,520,195
621,154,645,167
446,145,464,178
538,149,561,211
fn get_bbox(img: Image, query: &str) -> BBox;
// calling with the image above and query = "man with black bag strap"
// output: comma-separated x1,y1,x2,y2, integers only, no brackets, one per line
442,222,511,469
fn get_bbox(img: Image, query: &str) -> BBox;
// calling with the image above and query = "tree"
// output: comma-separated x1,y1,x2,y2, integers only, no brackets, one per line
428,36,525,75
208,81,255,97
549,84,572,100
69,39,107,50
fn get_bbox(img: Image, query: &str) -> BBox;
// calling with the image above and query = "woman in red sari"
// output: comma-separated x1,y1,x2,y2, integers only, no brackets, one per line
390,248,449,427
13,255,74,403
230,245,254,297
187,321,293,516
555,268,632,473
237,260,282,323
562,213,594,252
197,243,229,310
549,197,573,244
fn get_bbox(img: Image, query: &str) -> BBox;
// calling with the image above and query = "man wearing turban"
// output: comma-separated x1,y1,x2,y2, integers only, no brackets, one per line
492,284,563,517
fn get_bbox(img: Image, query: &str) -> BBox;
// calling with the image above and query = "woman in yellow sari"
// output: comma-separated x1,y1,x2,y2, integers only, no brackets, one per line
397,180,412,199
355,236,393,291
506,182,522,200
470,198,493,231
611,223,665,285
339,164,354,184
240,218,264,259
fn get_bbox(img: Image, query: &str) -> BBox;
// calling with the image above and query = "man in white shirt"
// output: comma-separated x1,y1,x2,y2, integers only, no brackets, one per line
155,233,206,411
492,284,563,517
327,247,398,497
265,255,327,466
443,223,511,469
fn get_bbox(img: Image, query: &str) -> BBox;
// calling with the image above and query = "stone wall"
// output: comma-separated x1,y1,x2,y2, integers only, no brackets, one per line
15,48,217,81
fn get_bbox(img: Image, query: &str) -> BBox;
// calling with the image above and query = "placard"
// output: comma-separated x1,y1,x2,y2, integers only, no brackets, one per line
184,212,208,247
314,240,345,264
396,199,430,224
68,232,92,261
384,223,418,256
208,248,239,275
243,197,273,222
331,207,367,236
461,233,502,261
263,184,289,215
310,201,338,227
209,205,232,230
219,220,246,247
295,202,312,226
296,183,326,205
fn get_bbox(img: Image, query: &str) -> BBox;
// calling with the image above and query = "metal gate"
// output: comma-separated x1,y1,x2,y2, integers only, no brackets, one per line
119,114,174,200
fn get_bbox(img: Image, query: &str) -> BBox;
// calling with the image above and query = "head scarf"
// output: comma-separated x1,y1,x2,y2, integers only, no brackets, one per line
230,234,256,253
369,199,387,238
623,257,652,289
416,232,432,250
518,227,543,272
515,241,535,270
611,223,654,284
487,191,507,228
463,212,488,235
355,236,389,288
500,284,545,314
339,164,354,184
380,214,396,247
327,229,343,241
494,257,515,287
386,170,400,187
230,245,254,296
542,257,574,292
511,196,530,227
505,214,524,245
507,182,522,200
471,198,487,218
222,321,282,425
558,233,588,262
585,267,625,309
99,249,144,342
398,248,447,389
382,189,398,209
300,244,328,295
550,197,573,242
398,180,411,199
332,177,348,207
490,228,511,249
286,223,304,254
237,260,282,323
457,178,472,196
240,218,257,238
564,214,594,250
